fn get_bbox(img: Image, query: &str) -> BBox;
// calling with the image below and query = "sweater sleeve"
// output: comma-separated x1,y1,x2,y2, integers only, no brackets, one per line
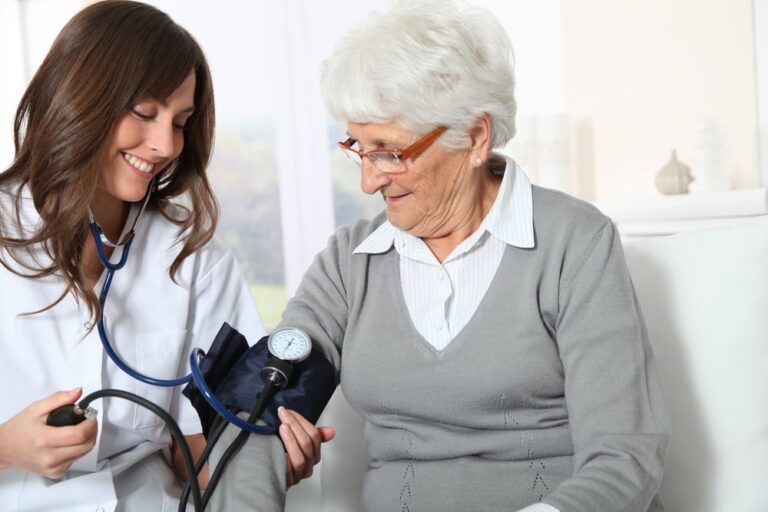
276,226,352,381
543,221,670,512
206,228,351,508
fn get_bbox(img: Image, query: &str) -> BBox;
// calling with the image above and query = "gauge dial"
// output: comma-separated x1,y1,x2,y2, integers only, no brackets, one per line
267,327,312,362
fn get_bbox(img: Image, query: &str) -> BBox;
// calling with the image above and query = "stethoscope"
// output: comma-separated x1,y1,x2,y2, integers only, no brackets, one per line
87,182,312,435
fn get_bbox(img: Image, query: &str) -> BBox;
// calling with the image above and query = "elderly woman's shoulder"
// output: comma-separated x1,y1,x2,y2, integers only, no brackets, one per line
531,185,613,241
330,211,388,246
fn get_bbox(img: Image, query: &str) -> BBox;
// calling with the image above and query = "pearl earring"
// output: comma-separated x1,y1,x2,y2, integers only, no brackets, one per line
475,158,483,166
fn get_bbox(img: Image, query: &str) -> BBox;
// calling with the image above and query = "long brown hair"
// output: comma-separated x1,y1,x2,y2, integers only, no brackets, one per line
0,0,217,324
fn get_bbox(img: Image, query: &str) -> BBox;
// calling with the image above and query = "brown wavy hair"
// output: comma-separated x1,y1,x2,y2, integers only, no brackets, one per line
0,0,217,324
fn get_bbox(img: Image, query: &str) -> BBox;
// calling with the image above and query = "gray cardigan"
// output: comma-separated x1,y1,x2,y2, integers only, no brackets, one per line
210,186,670,512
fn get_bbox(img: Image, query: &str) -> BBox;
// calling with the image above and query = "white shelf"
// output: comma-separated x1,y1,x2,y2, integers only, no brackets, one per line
594,188,768,237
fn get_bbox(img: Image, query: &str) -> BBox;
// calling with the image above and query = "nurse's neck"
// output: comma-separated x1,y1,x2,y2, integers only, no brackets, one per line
82,192,130,284
89,192,131,244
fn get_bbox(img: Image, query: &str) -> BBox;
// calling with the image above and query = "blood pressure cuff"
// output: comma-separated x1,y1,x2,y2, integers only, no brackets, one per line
182,322,337,437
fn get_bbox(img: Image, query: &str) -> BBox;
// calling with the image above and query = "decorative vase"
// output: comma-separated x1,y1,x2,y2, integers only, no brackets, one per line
655,150,693,195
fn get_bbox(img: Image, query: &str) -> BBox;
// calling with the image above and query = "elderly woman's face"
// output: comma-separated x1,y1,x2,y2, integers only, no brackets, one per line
348,121,473,238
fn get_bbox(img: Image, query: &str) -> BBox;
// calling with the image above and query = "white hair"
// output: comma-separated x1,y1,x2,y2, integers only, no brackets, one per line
320,0,516,150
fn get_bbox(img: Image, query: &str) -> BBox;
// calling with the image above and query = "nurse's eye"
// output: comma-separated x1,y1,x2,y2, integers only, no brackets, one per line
130,106,154,121
173,117,192,132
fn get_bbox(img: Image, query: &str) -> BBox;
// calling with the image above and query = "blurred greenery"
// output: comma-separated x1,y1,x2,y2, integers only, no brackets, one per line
208,124,284,287
208,123,385,324
250,284,287,327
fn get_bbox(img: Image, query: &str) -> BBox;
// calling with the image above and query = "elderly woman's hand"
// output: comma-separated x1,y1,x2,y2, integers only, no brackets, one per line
278,406,336,486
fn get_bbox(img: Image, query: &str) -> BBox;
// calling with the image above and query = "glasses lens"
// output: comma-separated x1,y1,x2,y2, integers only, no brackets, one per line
369,152,403,173
340,147,362,168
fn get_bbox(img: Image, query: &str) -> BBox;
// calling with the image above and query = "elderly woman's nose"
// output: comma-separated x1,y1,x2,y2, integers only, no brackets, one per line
360,159,391,194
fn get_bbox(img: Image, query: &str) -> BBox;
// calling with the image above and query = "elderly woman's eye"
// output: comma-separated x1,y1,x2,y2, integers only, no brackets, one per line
368,152,389,162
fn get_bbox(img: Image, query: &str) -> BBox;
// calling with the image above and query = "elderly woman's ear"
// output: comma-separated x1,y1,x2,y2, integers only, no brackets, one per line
468,114,492,167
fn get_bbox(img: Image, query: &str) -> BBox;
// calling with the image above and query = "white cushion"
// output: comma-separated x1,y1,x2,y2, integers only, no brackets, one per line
623,216,768,512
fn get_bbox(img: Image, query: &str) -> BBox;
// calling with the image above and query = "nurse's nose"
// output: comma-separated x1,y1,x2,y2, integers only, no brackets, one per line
146,121,176,158
360,158,392,195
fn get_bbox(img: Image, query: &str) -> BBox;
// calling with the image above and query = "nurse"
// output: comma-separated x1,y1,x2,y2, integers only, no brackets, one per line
0,1,330,510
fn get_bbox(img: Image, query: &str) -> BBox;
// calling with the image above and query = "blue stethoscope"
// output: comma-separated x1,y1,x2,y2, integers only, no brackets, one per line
88,183,270,434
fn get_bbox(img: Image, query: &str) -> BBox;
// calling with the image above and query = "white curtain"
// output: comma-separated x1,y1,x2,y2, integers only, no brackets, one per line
0,1,26,170
273,1,336,297
0,0,85,169
756,0,768,185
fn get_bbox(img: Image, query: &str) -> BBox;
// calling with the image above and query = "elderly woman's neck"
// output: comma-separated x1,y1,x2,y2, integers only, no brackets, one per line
422,168,502,263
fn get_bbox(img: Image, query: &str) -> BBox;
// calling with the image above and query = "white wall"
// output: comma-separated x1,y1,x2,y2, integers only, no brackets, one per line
562,0,760,201
473,0,573,194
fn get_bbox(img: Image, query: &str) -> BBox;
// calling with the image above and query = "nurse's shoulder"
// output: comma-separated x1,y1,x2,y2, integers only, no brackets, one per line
136,201,238,288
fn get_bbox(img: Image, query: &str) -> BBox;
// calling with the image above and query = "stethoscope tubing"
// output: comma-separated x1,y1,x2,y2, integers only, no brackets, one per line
189,349,276,434
91,206,269,433
94,231,193,387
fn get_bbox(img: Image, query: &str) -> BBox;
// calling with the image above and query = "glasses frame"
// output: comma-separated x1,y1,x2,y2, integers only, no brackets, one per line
338,125,448,173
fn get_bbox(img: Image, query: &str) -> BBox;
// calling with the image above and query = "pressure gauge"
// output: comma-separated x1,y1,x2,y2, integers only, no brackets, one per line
267,327,312,363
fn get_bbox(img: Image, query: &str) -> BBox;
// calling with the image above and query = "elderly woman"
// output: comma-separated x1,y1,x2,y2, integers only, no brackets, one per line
211,1,669,511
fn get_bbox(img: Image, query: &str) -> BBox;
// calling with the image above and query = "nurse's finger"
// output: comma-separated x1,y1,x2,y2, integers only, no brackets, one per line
318,427,337,443
278,408,320,465
281,409,336,442
40,451,90,480
45,418,98,448
278,423,310,481
279,408,336,462
53,437,97,462
30,388,83,417
29,434,97,478
284,454,296,487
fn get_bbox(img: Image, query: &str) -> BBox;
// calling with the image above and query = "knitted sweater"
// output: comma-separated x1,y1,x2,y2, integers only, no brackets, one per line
213,186,670,511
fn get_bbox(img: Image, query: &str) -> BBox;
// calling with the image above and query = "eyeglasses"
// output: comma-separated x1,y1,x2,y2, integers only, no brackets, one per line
338,125,448,174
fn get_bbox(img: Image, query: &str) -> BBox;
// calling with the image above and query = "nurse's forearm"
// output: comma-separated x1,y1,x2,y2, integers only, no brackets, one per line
172,434,209,488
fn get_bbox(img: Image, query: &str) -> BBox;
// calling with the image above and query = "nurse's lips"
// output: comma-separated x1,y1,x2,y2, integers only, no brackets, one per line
122,152,158,179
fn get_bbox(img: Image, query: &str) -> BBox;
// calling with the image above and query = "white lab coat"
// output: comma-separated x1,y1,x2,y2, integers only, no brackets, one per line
0,185,266,511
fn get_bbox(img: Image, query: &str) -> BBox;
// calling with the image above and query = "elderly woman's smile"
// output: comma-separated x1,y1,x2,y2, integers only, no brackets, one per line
347,120,497,248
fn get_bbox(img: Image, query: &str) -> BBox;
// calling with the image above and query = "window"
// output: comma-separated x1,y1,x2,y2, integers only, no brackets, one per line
2,0,568,326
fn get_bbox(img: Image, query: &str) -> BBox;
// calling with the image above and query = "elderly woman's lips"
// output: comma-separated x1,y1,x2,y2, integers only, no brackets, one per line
385,193,409,204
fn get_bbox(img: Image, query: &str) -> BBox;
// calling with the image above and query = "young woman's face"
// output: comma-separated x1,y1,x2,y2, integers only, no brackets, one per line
101,73,196,204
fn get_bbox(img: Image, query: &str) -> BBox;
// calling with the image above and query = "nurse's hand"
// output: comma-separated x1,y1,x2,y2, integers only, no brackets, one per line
0,388,97,478
278,406,336,486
